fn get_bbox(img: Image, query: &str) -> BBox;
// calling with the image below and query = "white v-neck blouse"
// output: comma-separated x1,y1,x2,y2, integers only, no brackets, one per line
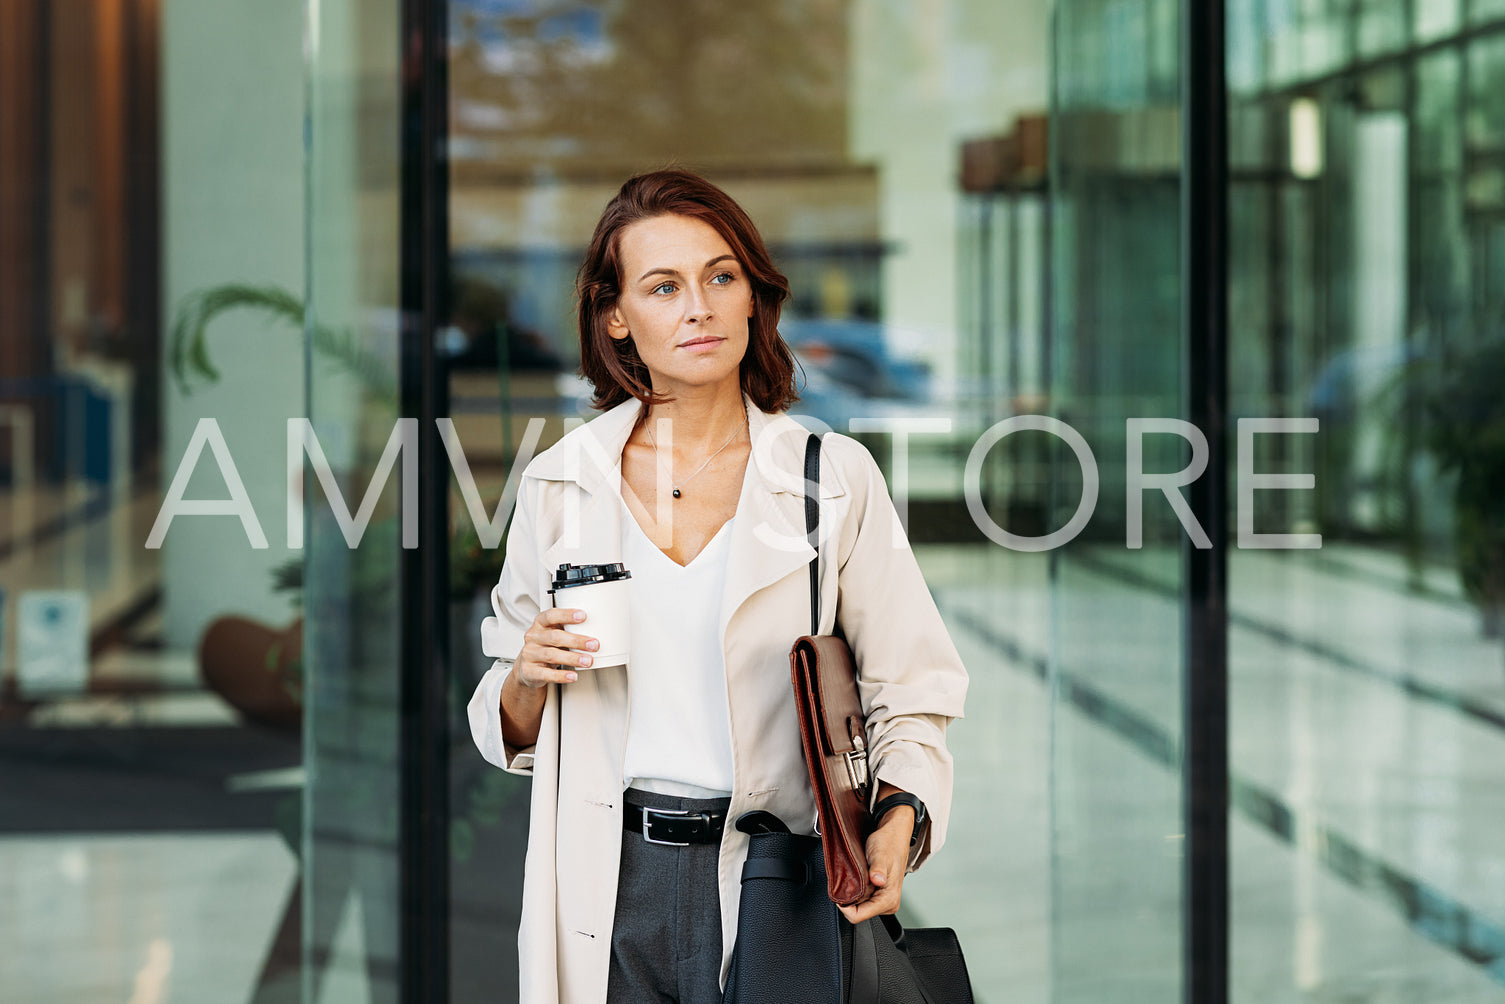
617,492,737,797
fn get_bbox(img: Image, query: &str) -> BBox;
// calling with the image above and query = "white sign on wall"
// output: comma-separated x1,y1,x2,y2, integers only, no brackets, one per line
17,591,90,697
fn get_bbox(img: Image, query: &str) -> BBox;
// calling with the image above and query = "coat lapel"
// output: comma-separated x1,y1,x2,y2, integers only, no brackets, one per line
535,399,638,578
718,398,842,642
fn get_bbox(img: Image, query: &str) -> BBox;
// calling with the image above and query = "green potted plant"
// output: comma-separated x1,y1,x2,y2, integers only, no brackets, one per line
1409,330,1505,640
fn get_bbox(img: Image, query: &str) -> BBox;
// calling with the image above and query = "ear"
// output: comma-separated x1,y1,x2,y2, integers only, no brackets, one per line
607,304,630,342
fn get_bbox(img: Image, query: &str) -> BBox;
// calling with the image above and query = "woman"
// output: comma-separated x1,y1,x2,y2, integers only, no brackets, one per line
468,169,968,1003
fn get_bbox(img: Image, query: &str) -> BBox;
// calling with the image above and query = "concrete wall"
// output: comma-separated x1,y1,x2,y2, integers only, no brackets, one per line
160,0,305,647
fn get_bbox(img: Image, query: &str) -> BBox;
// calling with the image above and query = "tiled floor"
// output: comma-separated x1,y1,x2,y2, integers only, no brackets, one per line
4,481,1505,1001
915,542,1505,1003
0,834,296,1004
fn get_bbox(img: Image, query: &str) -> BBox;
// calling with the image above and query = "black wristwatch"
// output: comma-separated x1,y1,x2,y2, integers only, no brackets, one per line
872,792,927,847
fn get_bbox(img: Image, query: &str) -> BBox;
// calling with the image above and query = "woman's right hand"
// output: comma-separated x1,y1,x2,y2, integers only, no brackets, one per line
513,606,599,688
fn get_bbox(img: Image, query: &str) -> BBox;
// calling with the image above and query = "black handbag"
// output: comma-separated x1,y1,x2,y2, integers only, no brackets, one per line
721,434,975,1003
722,811,974,1004
723,811,842,1003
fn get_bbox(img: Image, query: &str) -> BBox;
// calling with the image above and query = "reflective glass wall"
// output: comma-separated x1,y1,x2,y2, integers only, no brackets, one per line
304,0,408,999
2,0,1061,1001
14,1,1503,1001
1,1,306,1000
1048,0,1186,999
441,2,1054,1000
1051,0,1505,1000
1225,3,1505,999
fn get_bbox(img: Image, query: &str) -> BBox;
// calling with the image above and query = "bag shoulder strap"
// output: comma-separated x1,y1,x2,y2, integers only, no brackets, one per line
803,433,822,636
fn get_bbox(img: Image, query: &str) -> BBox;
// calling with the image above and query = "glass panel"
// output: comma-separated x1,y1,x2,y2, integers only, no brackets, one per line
303,0,404,999
1467,33,1505,152
1414,0,1460,41
447,0,1055,999
1415,177,1471,319
1281,183,1323,399
1228,0,1268,94
1472,0,1505,24
1298,2,1350,83
1228,10,1505,1004
1416,51,1463,173
0,0,309,999
1050,1,1184,1001
1231,185,1274,410
1357,0,1407,58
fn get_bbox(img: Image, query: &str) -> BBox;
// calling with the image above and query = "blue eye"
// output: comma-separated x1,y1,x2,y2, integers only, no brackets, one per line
710,272,735,286
652,282,677,295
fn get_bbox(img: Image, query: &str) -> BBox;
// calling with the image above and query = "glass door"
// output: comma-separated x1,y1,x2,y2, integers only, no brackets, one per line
303,1,411,1000
1048,1,1188,1001
441,1,1055,1000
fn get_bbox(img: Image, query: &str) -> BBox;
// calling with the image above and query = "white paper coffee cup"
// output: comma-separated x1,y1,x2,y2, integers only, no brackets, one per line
549,563,632,668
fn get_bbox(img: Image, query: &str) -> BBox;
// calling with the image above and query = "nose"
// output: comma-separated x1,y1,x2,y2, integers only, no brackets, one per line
684,286,712,324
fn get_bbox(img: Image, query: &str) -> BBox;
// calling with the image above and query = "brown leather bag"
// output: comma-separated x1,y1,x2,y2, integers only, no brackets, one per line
789,433,874,907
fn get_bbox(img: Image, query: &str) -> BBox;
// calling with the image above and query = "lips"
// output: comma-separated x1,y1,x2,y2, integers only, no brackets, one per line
678,336,725,349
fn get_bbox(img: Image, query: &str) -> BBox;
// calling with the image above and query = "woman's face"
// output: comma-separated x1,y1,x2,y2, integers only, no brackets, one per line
607,214,754,399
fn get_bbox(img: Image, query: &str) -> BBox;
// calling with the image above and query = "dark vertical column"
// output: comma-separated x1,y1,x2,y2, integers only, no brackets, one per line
0,0,57,483
398,0,450,999
0,0,48,380
124,0,162,472
1182,0,1229,1002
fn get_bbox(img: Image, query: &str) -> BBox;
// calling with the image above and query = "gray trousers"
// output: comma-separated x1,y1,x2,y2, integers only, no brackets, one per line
607,789,730,1004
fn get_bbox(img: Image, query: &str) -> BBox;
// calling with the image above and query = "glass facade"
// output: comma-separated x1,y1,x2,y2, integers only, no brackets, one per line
303,0,408,999
1048,3,1185,1001
1220,5,1505,1000
2,1,1504,1002
1049,1,1505,1002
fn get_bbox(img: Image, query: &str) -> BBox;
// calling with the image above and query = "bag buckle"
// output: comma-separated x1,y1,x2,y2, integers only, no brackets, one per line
642,807,697,846
844,732,870,793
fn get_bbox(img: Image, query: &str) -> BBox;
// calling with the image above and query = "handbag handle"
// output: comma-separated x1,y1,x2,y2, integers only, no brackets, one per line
803,433,822,636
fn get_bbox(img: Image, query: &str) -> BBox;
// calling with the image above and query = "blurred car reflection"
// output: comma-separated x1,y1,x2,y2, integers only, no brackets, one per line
779,318,933,431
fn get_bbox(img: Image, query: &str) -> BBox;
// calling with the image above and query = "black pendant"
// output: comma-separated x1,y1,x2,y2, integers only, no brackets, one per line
672,488,682,499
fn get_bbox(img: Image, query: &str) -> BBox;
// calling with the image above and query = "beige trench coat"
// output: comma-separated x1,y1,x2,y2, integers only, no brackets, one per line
468,393,969,1004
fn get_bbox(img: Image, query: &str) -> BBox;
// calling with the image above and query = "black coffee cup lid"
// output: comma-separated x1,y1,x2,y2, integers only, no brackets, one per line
550,562,632,591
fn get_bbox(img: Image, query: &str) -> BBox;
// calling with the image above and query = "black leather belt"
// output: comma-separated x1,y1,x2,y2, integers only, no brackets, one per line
623,802,728,846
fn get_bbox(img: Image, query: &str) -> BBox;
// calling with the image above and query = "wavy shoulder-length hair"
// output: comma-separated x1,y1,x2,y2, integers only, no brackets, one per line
576,169,798,412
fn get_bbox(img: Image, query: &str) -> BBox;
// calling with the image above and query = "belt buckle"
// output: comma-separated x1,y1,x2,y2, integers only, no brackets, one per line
642,807,697,846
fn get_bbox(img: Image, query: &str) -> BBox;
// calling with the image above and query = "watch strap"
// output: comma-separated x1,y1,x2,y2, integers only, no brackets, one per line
872,792,926,847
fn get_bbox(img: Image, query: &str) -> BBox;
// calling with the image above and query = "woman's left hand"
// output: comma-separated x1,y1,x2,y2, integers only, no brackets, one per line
837,791,914,925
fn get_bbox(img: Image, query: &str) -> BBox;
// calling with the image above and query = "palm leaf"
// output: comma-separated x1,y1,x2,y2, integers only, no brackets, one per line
170,284,303,395
169,282,396,402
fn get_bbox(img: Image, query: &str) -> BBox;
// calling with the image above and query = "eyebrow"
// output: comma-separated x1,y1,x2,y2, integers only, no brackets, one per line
635,254,738,284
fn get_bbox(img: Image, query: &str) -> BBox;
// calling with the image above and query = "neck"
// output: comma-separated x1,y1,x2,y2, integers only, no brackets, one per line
640,385,748,456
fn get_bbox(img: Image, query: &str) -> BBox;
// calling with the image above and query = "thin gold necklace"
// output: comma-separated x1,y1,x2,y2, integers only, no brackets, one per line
643,408,747,499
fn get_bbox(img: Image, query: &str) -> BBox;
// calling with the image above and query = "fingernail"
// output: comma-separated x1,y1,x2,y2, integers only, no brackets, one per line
872,872,886,884
586,639,599,651
579,655,592,667
573,610,585,621
566,672,578,682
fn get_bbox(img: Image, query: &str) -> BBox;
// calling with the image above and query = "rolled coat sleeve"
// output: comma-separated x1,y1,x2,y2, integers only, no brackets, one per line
467,478,548,776
828,435,969,870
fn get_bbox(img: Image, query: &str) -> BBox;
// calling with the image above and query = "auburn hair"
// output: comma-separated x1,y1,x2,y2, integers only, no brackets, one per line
576,169,799,412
